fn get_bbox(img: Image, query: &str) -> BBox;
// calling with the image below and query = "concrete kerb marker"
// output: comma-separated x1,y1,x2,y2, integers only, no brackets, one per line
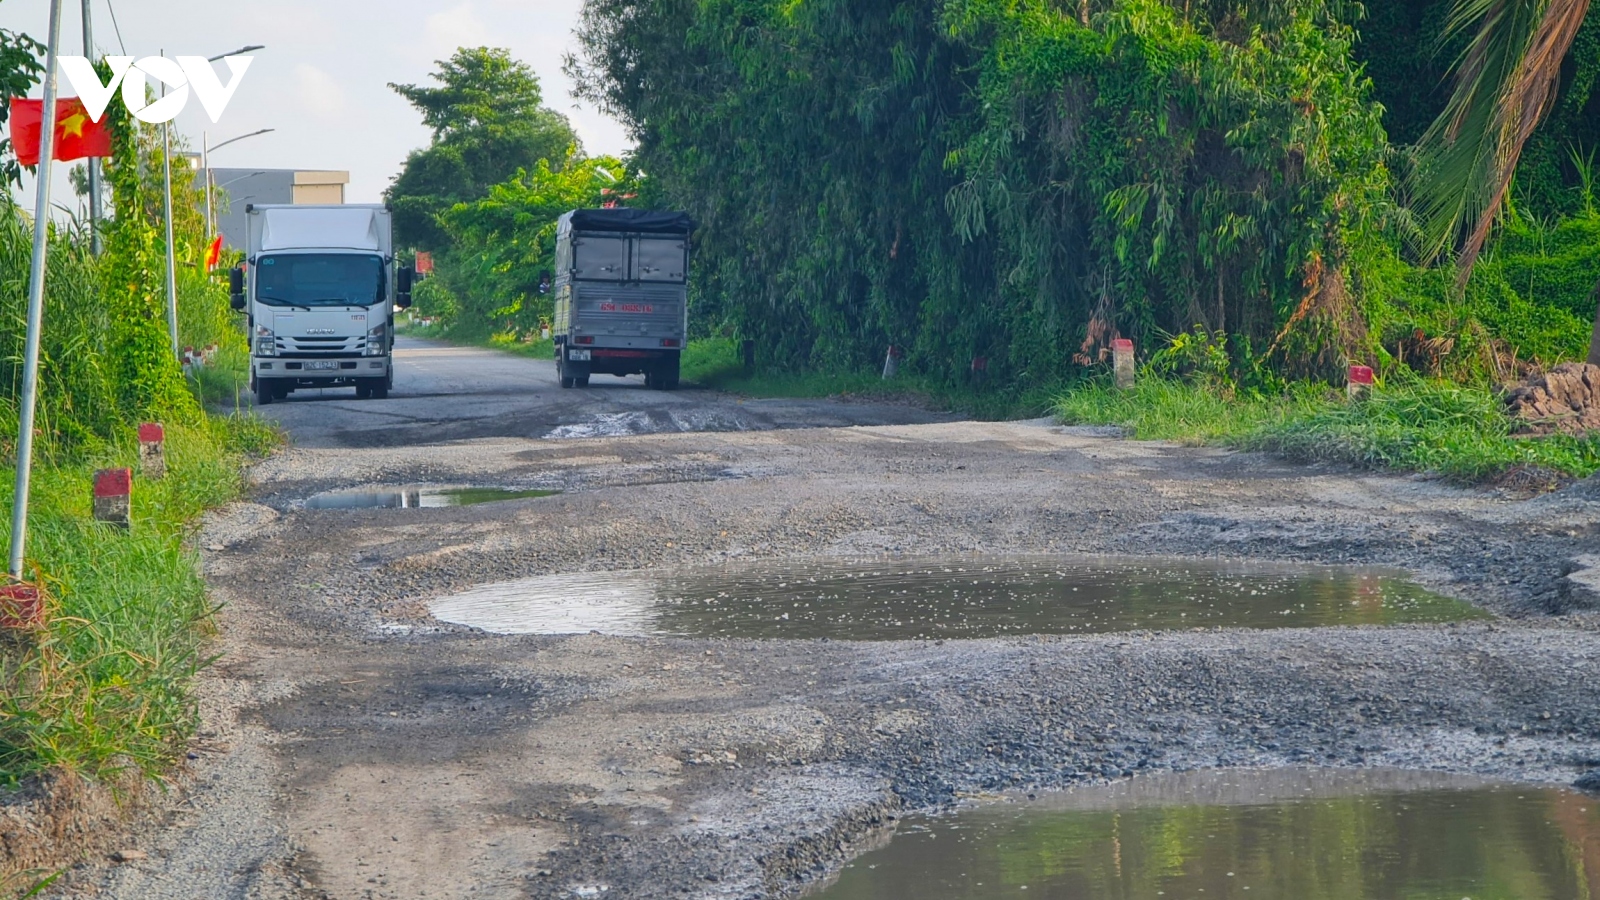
883,345,902,380
138,422,166,480
0,581,44,631
93,467,133,528
1348,364,1375,400
1112,338,1136,389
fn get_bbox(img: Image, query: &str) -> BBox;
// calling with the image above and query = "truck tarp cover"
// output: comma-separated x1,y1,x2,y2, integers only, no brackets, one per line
568,209,693,235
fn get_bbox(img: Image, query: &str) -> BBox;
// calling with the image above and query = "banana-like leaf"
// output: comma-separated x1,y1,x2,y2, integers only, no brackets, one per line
1410,0,1592,285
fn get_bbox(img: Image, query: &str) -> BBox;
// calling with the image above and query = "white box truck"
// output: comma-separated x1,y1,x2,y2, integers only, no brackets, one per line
552,209,691,390
230,204,413,405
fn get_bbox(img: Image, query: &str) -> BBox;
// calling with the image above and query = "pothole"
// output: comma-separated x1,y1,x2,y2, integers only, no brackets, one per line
809,768,1599,898
428,555,1487,639
303,486,561,510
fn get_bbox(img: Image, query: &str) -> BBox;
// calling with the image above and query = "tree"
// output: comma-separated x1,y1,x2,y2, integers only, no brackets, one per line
385,47,581,250
436,152,627,333
0,12,43,188
1410,0,1599,363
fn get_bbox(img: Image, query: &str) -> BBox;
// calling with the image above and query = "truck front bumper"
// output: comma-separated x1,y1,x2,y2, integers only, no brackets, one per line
253,356,390,384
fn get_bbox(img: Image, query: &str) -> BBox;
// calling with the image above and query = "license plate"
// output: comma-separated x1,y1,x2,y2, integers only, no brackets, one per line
569,349,591,361
304,360,340,371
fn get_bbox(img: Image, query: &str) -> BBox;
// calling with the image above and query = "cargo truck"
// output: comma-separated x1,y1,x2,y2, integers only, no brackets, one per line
230,204,413,405
552,209,692,390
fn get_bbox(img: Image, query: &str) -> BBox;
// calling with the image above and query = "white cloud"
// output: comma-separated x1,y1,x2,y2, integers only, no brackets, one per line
423,3,491,58
294,64,347,122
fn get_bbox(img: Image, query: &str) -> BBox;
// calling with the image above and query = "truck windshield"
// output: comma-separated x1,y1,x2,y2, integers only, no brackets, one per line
256,253,384,307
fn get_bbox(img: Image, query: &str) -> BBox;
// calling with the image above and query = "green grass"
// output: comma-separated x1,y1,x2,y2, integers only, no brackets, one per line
399,317,555,361
1056,376,1600,482
682,337,1069,419
0,414,277,785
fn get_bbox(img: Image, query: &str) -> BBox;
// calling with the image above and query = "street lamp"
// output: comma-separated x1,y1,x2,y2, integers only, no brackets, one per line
202,130,274,236
208,45,264,61
161,43,265,358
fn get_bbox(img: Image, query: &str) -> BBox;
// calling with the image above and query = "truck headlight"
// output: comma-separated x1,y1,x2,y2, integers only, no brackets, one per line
365,322,387,356
254,325,276,357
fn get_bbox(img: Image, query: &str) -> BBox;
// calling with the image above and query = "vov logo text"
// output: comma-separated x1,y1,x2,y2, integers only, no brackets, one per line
56,55,254,124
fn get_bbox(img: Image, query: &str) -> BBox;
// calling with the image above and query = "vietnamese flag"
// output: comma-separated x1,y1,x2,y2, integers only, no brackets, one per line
204,235,224,270
8,97,113,167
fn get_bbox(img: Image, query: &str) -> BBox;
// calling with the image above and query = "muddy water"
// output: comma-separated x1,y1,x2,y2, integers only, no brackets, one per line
428,556,1487,639
304,486,559,510
811,768,1600,899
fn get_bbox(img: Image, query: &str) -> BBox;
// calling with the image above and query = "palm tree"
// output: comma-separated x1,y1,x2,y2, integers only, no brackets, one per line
1410,0,1599,365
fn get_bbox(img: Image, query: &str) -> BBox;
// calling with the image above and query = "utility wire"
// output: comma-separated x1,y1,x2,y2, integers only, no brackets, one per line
102,0,125,54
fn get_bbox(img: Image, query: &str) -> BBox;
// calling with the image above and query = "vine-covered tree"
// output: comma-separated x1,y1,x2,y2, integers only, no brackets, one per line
0,8,43,188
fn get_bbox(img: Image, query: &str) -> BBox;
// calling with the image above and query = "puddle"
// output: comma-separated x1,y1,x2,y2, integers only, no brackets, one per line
304,486,560,510
429,555,1487,639
810,768,1600,899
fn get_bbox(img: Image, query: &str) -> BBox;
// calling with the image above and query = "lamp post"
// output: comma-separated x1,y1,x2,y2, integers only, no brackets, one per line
202,131,273,237
161,44,265,357
10,0,64,578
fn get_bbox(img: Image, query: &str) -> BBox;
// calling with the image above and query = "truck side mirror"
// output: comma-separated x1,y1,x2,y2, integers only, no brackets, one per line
229,266,246,311
396,266,415,309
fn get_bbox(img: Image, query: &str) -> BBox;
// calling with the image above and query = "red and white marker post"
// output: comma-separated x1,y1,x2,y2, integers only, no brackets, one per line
93,467,133,528
0,582,43,630
1112,338,1136,389
1348,364,1375,400
138,422,166,480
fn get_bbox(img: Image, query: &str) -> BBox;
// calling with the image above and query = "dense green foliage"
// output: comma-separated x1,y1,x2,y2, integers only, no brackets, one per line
385,48,582,251
432,152,628,334
1,84,270,785
570,0,1598,387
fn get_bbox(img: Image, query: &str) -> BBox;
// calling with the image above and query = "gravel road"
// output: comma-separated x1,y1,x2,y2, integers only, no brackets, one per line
50,338,1600,900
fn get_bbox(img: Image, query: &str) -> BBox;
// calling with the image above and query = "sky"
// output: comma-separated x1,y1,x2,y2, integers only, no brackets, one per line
2,0,632,207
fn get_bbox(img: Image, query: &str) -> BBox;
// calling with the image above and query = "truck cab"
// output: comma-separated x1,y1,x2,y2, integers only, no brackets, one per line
552,209,692,390
231,204,412,405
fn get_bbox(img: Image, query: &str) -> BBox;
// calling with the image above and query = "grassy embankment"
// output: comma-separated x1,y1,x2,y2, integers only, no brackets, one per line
1057,376,1600,482
1,192,276,893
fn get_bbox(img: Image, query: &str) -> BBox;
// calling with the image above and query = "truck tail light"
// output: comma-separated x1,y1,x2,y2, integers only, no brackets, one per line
575,336,595,344
660,338,679,347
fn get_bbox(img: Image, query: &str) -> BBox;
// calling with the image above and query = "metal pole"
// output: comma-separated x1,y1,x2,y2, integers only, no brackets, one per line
9,0,65,579
161,50,178,357
81,0,101,255
202,131,212,239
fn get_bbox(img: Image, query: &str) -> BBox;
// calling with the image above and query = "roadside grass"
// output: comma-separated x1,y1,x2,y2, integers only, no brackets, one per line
399,317,555,361
0,413,277,785
682,337,1069,419
1056,376,1600,482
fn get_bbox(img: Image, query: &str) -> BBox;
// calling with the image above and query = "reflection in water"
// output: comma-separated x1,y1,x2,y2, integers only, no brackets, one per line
429,556,1487,639
811,769,1600,900
304,486,560,510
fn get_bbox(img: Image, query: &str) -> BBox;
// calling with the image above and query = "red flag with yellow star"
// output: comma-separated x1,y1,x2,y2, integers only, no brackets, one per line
9,98,112,167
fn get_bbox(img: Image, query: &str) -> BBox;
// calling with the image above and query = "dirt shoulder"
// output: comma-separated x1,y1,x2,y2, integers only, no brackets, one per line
45,358,1600,899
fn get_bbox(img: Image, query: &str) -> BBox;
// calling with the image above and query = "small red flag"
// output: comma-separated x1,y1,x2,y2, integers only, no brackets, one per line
9,97,113,166
204,235,224,270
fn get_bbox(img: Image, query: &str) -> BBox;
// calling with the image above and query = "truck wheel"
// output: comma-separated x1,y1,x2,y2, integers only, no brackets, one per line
558,354,574,389
356,383,372,400
255,378,275,406
575,374,590,388
655,356,681,391
371,382,389,400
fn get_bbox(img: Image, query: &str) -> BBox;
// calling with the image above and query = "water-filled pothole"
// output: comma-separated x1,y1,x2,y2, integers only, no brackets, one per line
810,768,1600,899
304,486,560,510
429,555,1487,639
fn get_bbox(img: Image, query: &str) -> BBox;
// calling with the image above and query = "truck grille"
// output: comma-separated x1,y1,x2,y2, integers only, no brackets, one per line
275,335,367,357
